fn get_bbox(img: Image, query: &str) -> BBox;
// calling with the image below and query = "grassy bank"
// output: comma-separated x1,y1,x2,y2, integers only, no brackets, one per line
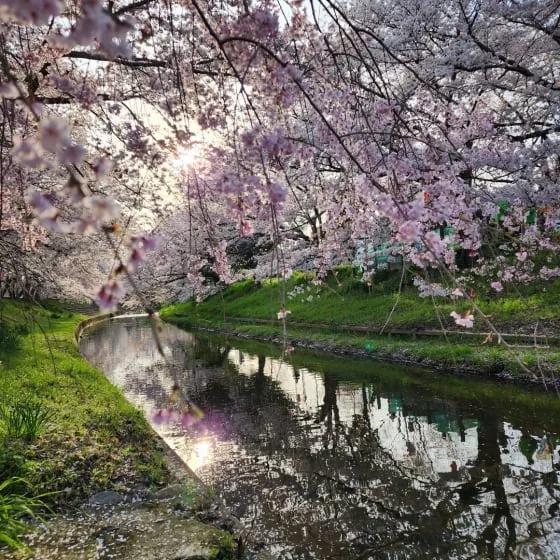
0,300,169,547
160,269,560,379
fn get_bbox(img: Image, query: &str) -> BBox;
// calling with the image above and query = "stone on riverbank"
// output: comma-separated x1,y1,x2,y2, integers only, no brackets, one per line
88,490,125,506
6,498,236,560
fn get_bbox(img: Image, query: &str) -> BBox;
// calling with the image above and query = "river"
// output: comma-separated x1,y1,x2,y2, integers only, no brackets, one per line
79,317,560,560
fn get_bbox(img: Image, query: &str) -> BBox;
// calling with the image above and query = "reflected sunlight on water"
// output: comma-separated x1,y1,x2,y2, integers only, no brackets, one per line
188,439,214,471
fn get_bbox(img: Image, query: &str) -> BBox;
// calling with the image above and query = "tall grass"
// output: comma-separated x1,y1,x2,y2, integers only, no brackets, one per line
0,400,54,441
0,478,47,550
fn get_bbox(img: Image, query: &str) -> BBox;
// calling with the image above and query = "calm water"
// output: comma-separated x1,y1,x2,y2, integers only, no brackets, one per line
80,317,560,560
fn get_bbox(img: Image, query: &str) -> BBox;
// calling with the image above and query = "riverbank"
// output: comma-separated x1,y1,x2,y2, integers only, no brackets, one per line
160,271,560,384
0,300,236,557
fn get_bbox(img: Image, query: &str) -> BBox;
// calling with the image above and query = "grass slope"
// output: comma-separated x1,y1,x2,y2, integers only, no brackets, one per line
0,300,168,506
160,269,560,378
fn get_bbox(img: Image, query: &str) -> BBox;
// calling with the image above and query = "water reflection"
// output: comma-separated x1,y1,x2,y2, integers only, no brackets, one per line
80,318,560,559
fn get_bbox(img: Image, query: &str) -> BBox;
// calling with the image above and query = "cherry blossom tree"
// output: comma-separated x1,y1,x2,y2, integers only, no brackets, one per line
1,0,559,345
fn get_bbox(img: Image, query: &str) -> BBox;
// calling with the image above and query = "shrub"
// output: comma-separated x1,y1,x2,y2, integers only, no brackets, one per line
0,322,21,354
0,400,54,441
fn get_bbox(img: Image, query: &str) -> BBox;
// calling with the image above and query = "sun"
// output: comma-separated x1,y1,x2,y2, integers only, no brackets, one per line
176,143,201,170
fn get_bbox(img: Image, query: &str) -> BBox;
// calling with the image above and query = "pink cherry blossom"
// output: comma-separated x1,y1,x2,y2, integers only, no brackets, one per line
450,311,474,329
240,220,253,236
0,0,62,25
491,281,503,292
92,157,113,179
12,137,45,169
179,411,197,429
73,216,100,235
397,221,421,243
0,82,19,99
26,191,57,218
58,143,87,166
268,181,287,204
96,280,125,311
83,196,120,222
38,118,70,153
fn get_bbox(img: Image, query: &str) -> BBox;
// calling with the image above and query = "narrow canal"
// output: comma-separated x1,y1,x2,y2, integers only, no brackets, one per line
80,317,560,560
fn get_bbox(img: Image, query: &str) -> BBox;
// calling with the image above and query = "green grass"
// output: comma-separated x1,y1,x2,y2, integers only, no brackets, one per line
160,268,560,378
0,300,169,510
161,268,560,330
